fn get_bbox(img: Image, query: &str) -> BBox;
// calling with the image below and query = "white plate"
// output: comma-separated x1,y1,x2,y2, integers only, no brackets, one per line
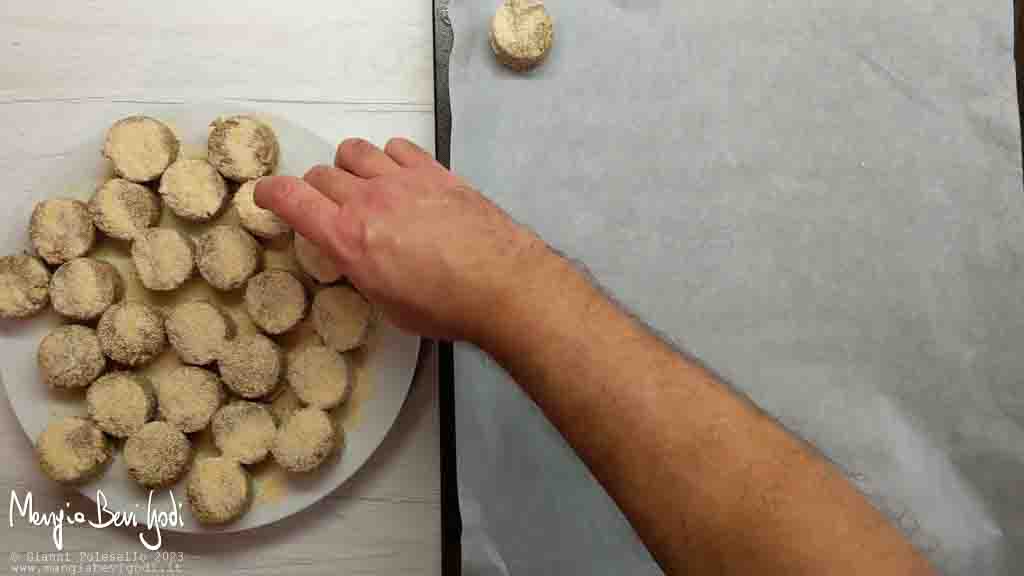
0,105,420,533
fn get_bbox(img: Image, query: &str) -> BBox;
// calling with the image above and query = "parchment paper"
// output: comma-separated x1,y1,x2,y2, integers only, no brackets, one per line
449,1,1024,574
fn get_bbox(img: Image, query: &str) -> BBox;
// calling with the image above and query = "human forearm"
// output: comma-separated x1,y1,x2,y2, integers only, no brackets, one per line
253,140,933,575
479,253,935,575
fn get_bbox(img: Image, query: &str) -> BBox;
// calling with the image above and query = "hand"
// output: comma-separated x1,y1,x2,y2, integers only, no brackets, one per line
255,137,552,342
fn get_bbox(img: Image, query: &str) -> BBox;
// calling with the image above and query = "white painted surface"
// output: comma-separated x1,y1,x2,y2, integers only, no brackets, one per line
0,1,439,574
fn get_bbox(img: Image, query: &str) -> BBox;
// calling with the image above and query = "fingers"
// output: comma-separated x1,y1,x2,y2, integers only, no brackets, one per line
335,138,401,178
253,176,353,260
303,165,364,206
384,137,440,169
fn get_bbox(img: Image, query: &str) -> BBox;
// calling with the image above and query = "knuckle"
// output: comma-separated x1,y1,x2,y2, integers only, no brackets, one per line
368,182,401,207
303,164,331,183
340,137,376,160
330,205,368,261
384,137,408,155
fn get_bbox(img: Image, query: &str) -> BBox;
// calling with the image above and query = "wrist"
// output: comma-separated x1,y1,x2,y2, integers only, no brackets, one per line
469,237,588,356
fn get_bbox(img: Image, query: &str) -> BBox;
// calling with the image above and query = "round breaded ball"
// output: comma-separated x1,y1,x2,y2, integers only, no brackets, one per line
187,457,251,525
30,199,96,265
208,115,280,182
245,269,306,335
103,116,179,183
50,258,122,321
124,421,191,489
158,159,228,222
155,366,224,434
97,302,166,366
234,179,290,238
218,334,282,399
0,254,51,318
164,300,233,366
293,234,343,284
211,402,277,465
86,372,154,438
195,225,261,291
37,325,106,390
312,285,372,352
89,179,161,241
271,407,337,473
37,417,111,484
490,0,554,71
131,228,195,291
287,345,350,410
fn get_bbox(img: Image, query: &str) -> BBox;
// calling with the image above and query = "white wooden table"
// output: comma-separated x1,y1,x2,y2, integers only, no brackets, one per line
1,2,440,574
